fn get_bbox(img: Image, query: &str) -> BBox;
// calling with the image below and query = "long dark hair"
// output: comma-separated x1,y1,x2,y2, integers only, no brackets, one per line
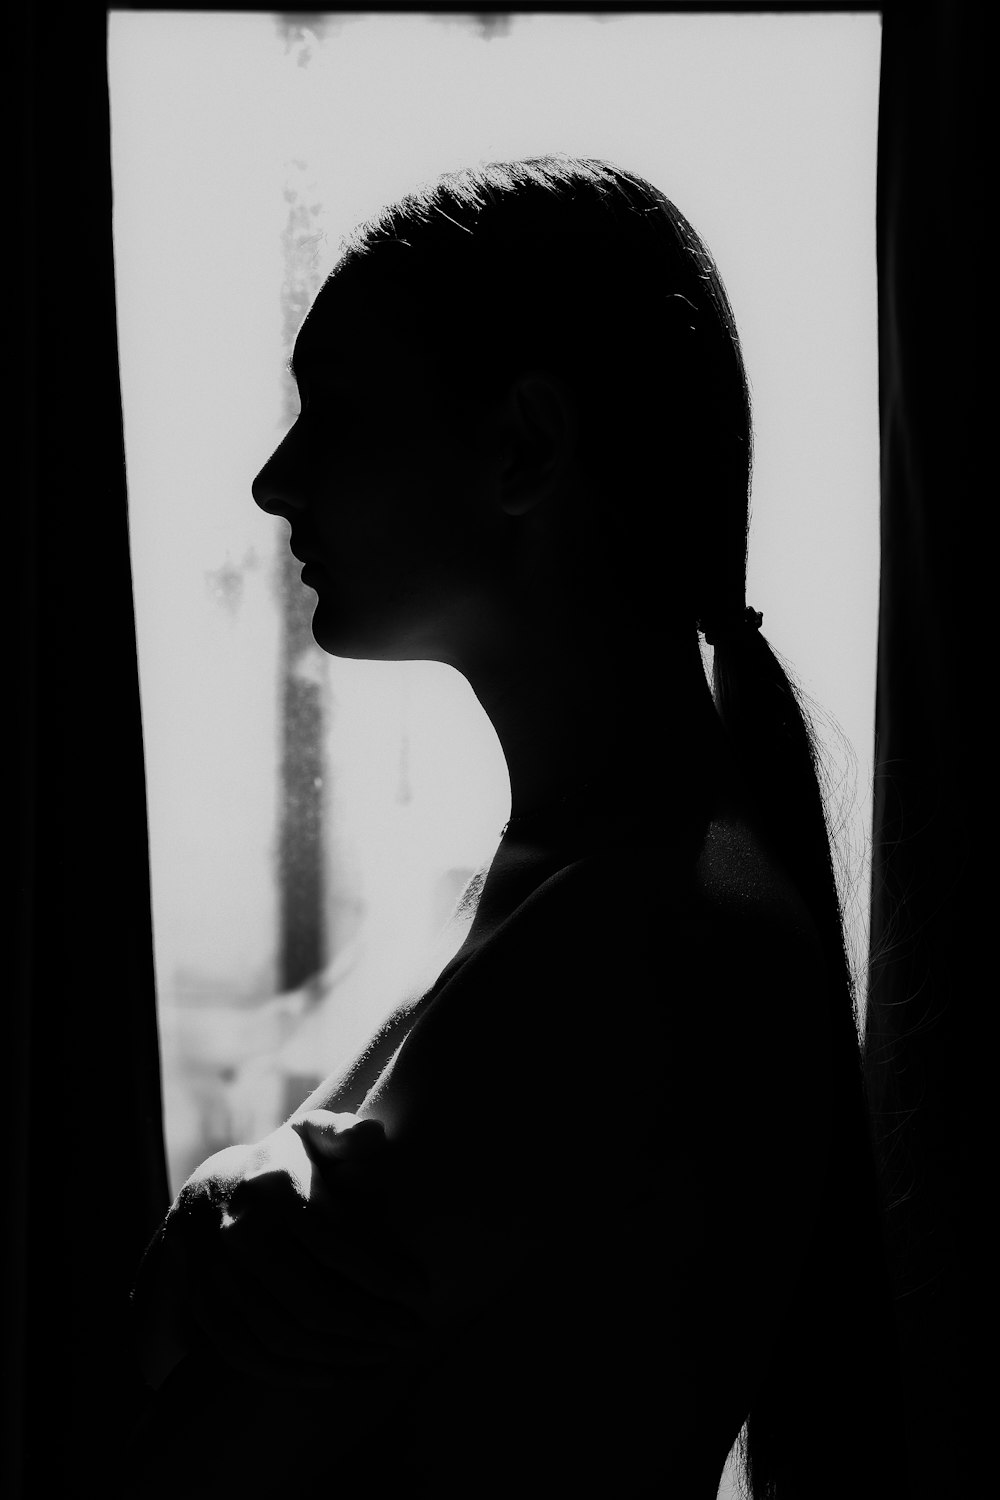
329,156,902,1496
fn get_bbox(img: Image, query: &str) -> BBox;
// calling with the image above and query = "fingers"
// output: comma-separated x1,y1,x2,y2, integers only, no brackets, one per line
290,1110,387,1162
151,1117,432,1390
209,1156,427,1309
181,1142,259,1196
169,1128,428,1311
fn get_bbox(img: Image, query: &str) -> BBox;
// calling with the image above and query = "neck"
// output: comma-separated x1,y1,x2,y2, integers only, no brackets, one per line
459,612,727,831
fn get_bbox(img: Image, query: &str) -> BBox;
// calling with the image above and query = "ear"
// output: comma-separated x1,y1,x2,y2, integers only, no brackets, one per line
498,373,579,517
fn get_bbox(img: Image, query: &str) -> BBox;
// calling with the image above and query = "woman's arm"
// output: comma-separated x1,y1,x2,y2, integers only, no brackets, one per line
132,1112,429,1388
127,1111,438,1494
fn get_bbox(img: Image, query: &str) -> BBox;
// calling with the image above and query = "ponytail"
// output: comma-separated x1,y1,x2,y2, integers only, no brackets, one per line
710,622,903,1498
709,620,855,1006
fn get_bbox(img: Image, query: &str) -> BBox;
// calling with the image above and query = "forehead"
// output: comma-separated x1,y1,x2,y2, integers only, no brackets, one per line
291,271,431,386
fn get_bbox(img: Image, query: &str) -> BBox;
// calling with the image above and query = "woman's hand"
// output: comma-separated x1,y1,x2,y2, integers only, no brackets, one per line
133,1111,432,1392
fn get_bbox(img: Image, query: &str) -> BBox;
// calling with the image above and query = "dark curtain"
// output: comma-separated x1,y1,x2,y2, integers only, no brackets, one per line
8,2,170,1496
8,2,973,1495
866,3,980,1497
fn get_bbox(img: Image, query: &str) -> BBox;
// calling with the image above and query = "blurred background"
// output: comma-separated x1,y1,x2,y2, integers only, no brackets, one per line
109,7,881,1217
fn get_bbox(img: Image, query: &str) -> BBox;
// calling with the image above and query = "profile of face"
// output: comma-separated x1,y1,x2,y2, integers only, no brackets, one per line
252,273,520,666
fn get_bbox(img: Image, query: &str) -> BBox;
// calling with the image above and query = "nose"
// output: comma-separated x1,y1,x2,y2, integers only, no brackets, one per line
252,428,307,516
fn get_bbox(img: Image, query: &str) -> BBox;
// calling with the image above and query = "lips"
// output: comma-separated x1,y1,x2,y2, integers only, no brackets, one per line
289,540,320,565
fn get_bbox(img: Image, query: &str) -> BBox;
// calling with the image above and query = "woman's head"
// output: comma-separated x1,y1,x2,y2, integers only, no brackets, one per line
253,272,522,662
254,156,754,663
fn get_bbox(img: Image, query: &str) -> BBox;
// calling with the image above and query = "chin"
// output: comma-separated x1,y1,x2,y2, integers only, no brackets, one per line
310,602,445,665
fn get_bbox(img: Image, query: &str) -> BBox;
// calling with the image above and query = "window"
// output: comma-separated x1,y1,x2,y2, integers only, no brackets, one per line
109,23,881,1492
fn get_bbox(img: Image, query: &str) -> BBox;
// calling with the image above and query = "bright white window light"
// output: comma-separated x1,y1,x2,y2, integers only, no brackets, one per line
109,2,881,1216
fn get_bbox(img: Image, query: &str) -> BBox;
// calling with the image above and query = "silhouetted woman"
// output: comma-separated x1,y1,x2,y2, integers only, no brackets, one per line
131,157,903,1499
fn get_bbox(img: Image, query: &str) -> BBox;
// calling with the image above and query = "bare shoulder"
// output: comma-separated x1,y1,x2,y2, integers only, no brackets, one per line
365,811,833,1139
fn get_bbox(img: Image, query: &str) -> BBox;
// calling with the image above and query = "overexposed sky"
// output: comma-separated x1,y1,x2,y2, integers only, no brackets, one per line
110,10,882,1001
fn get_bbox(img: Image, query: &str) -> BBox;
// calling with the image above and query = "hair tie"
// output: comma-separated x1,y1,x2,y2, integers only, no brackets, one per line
697,606,763,647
